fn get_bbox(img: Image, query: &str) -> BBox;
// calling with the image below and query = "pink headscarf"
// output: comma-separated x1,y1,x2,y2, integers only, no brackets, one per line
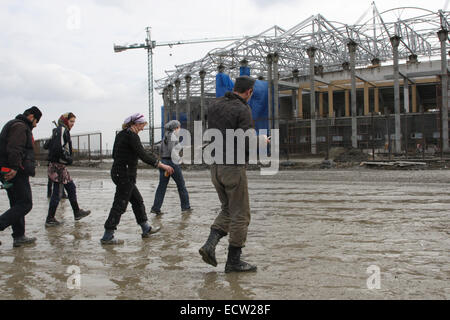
122,113,147,129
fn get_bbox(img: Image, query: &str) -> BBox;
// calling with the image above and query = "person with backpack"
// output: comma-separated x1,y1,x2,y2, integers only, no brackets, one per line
150,120,191,215
45,112,90,227
43,123,67,199
0,107,42,247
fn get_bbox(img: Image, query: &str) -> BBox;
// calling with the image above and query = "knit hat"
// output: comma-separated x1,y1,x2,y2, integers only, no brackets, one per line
23,106,42,122
123,113,147,129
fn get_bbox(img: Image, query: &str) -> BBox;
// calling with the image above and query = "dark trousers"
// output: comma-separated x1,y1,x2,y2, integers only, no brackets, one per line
48,181,78,215
151,159,190,212
48,178,66,198
210,165,250,248
104,170,147,230
0,172,33,238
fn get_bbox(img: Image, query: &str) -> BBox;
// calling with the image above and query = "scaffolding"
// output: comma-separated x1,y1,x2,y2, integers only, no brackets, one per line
155,3,450,156
155,4,449,95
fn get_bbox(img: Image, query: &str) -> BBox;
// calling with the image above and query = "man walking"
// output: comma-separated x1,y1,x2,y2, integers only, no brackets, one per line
0,107,42,247
199,76,267,273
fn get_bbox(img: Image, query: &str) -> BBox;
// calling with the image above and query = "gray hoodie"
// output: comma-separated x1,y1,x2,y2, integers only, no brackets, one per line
160,120,181,160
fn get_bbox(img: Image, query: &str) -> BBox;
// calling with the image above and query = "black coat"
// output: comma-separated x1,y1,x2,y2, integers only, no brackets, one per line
0,114,36,176
111,129,159,179
47,125,73,165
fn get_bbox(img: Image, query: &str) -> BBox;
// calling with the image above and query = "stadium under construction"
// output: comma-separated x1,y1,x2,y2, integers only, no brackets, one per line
155,4,450,158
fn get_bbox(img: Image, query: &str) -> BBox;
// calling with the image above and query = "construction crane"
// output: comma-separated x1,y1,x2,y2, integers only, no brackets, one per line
114,27,250,148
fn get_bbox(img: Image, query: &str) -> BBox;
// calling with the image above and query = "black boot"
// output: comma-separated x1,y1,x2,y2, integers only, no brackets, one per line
100,229,124,245
74,209,91,221
13,236,37,248
45,206,62,227
199,228,227,267
225,245,257,273
71,201,91,221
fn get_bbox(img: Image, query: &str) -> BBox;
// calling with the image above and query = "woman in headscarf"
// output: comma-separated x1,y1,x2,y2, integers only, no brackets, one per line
101,113,174,245
45,112,91,227
150,120,191,215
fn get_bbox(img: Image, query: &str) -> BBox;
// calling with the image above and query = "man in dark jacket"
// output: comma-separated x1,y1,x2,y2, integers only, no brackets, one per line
0,107,42,247
199,76,267,273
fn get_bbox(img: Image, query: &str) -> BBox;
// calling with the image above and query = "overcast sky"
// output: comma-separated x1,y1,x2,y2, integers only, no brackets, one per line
0,0,447,150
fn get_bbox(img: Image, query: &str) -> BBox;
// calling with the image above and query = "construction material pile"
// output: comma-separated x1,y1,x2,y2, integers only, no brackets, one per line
333,148,370,163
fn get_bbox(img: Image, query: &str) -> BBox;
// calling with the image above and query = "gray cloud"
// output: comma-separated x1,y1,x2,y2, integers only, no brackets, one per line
0,56,106,102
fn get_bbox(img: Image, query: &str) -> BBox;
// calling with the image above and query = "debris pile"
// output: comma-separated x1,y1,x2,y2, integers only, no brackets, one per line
333,148,370,163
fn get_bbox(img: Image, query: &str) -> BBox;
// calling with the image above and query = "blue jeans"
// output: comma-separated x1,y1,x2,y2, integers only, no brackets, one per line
151,159,190,212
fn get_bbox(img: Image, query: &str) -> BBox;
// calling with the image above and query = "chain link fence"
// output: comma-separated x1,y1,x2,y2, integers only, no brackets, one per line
35,131,103,163
270,112,447,160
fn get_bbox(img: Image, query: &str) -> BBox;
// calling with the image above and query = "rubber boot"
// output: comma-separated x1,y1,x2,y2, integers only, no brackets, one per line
199,228,227,267
100,229,124,245
45,206,61,227
71,201,91,221
140,222,161,238
224,245,257,273
13,236,37,248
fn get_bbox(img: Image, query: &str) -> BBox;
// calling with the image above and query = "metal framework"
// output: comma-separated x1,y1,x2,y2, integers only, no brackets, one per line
155,3,450,98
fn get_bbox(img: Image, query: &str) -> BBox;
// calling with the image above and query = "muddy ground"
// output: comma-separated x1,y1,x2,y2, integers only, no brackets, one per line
0,165,449,300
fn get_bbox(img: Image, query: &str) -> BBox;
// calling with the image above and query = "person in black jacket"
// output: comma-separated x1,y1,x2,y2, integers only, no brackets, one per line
0,107,42,248
45,112,90,227
101,113,174,245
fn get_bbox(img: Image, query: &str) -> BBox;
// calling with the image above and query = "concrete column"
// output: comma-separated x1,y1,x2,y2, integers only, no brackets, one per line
374,87,380,113
345,90,350,117
199,69,206,131
298,88,303,119
348,40,358,148
328,85,334,118
412,84,417,113
307,46,317,154
266,54,273,132
319,92,324,118
364,82,370,115
390,35,402,154
403,77,409,113
174,79,181,121
273,52,280,130
438,29,449,152
292,69,299,119
168,84,174,122
185,74,192,134
162,87,169,125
